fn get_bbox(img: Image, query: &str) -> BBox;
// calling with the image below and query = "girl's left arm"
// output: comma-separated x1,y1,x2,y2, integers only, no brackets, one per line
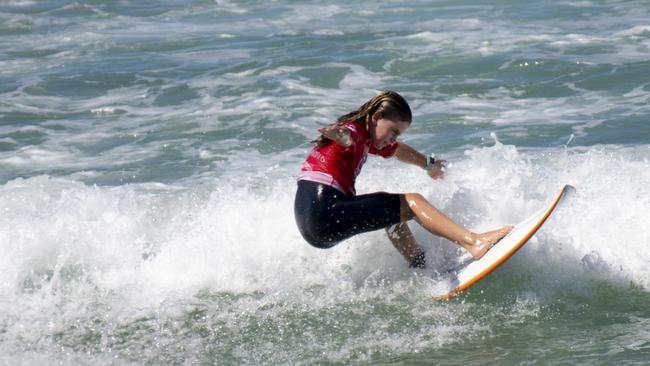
394,143,447,180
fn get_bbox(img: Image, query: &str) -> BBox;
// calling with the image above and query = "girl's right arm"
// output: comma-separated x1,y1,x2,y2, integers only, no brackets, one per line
395,143,447,180
394,143,426,167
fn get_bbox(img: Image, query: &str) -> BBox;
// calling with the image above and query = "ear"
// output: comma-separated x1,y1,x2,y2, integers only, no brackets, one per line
371,112,382,125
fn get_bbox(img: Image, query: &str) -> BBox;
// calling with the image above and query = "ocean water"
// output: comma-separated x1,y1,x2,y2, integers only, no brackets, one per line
1,0,650,364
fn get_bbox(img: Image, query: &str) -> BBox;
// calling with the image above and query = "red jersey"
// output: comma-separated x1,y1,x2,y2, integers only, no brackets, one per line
298,121,398,196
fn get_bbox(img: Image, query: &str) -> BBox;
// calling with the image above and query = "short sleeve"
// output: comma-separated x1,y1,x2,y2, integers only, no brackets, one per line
369,141,399,158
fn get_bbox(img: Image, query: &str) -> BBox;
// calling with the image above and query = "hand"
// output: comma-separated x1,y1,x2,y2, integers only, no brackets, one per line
427,159,447,180
318,124,352,147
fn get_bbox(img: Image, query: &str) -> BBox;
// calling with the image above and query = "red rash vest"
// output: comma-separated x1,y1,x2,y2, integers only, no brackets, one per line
298,121,398,196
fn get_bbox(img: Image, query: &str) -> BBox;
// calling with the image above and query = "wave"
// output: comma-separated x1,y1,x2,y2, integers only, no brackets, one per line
1,141,649,363
2,141,648,300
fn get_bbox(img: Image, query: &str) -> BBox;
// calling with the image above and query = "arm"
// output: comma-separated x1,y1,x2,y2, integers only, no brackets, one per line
395,143,447,180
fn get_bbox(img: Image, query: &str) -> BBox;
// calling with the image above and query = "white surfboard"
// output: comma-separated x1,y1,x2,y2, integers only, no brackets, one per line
436,185,575,300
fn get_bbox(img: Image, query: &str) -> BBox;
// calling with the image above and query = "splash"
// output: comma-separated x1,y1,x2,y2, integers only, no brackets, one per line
1,141,649,362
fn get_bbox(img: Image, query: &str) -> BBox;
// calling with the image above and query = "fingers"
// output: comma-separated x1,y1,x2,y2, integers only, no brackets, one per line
318,125,352,147
319,124,343,134
318,125,339,139
428,169,444,180
428,159,448,180
318,125,335,134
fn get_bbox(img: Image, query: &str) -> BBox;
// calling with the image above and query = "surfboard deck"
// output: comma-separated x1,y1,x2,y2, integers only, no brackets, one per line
435,185,575,300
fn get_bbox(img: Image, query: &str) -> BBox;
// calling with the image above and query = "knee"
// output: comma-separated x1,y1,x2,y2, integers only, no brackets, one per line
401,193,429,221
404,192,426,208
404,193,427,213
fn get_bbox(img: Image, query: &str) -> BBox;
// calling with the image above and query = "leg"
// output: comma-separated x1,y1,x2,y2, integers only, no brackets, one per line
400,193,512,259
295,181,407,248
386,222,426,267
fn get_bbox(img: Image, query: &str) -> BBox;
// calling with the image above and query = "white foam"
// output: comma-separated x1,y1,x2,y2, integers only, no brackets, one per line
90,107,123,115
560,1,594,7
0,146,77,166
7,142,647,303
338,64,390,90
359,140,650,289
214,0,249,15
2,0,37,6
288,4,342,22
1,139,649,362
615,25,650,37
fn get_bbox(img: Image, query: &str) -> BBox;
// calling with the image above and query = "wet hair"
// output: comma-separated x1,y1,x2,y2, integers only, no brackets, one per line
312,90,412,149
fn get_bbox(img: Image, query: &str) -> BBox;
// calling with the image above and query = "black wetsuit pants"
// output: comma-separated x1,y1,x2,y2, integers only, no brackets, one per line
294,180,404,249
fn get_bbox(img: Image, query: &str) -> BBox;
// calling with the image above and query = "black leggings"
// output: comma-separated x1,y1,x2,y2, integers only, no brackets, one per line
294,180,404,249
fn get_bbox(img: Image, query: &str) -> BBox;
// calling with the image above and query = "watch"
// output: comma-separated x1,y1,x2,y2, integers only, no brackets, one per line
424,154,436,170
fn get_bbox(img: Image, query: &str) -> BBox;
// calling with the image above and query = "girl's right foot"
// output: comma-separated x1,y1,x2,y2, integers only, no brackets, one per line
465,226,513,260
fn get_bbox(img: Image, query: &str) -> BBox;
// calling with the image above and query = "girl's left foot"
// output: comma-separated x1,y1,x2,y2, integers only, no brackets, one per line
465,226,513,259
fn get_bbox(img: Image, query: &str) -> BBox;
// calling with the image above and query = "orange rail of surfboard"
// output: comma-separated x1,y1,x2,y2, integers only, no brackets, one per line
436,185,575,300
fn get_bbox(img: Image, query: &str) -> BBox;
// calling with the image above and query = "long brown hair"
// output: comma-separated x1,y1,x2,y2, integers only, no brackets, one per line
312,90,412,149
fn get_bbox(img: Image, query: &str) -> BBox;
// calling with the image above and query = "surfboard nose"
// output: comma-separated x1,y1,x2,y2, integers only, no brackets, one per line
435,185,576,300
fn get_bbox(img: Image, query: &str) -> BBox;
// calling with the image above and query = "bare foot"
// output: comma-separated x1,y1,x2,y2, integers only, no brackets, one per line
466,226,513,260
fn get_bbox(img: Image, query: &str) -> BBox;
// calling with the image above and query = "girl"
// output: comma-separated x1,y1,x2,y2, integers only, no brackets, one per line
294,91,512,268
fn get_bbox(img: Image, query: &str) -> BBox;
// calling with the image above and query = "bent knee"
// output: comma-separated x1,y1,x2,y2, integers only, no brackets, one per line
404,192,426,205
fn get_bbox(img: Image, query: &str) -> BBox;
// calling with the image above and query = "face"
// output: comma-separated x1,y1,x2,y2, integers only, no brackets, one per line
369,113,410,149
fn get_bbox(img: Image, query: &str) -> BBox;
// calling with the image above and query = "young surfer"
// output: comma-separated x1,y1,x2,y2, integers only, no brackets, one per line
294,90,512,268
